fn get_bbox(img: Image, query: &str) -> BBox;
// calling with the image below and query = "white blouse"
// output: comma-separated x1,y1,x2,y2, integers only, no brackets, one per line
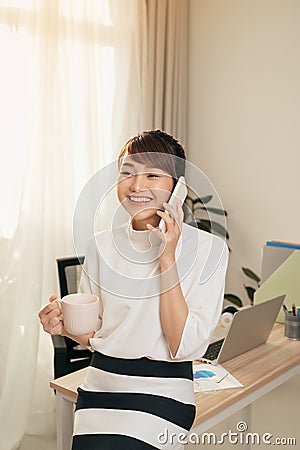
79,221,229,362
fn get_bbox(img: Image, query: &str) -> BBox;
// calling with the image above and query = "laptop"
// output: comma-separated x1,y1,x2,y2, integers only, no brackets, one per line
201,295,285,365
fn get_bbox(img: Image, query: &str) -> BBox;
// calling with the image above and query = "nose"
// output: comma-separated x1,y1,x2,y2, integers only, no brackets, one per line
129,173,147,192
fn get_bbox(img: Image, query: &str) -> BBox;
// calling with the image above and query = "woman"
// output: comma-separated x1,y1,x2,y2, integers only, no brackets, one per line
39,130,228,449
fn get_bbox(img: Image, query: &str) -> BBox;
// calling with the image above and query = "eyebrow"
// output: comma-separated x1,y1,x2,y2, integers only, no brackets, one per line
120,162,135,168
120,162,163,171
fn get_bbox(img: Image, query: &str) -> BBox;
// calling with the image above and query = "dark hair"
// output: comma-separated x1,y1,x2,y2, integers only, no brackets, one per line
118,130,186,181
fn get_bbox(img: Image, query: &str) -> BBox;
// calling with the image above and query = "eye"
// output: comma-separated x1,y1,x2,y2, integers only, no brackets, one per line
120,171,133,177
147,173,160,179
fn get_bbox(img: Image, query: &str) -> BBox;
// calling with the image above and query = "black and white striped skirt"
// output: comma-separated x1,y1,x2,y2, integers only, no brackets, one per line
72,351,196,449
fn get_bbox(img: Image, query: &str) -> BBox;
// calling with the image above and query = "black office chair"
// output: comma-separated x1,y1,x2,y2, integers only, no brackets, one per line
51,256,93,379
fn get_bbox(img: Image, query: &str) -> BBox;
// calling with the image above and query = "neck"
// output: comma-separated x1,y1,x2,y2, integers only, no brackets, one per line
131,216,160,231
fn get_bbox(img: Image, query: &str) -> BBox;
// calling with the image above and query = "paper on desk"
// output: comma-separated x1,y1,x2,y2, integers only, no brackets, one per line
193,363,243,392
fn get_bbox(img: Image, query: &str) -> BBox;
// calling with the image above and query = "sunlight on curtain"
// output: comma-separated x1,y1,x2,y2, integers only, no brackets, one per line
0,23,30,238
0,1,146,448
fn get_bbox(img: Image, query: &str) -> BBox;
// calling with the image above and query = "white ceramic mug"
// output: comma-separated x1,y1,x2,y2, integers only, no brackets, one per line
57,293,100,336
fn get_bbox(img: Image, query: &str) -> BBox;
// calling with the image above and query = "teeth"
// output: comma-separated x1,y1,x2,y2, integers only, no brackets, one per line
129,196,151,203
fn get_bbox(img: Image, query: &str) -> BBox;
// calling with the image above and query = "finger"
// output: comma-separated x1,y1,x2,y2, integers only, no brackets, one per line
157,208,182,235
42,315,63,334
156,209,174,226
146,224,165,241
39,295,59,318
162,202,177,216
155,211,173,234
146,223,156,232
39,301,60,318
38,302,62,322
40,311,62,331
163,201,183,223
162,203,182,226
50,324,64,335
45,320,64,335
45,307,63,322
48,316,63,329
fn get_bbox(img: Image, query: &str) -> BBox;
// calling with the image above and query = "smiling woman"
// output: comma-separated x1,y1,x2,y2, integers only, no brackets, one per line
116,131,186,230
39,129,229,449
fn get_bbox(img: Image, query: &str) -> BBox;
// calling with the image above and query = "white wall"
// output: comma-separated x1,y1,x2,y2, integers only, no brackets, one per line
187,0,300,303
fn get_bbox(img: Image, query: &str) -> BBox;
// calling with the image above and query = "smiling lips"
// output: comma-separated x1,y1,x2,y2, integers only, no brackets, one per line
127,195,153,205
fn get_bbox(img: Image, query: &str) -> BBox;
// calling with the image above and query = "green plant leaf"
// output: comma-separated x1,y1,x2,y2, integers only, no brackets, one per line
224,294,243,307
195,220,211,233
243,285,256,304
197,206,228,216
242,267,261,283
197,219,211,230
210,221,229,239
192,195,213,205
196,219,229,239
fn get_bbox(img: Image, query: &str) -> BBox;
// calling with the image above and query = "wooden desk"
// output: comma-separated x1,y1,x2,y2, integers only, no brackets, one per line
50,323,300,450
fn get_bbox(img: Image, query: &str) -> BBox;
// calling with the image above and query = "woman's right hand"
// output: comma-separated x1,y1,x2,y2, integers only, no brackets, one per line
38,294,65,335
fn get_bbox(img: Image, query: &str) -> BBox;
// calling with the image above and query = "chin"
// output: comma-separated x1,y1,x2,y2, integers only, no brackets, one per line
131,208,159,224
132,212,156,222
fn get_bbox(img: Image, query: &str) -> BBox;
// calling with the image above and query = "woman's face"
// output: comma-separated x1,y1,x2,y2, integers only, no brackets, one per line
117,154,174,230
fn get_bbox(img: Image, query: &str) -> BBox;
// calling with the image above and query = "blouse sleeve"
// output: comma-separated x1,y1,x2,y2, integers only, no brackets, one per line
169,238,229,361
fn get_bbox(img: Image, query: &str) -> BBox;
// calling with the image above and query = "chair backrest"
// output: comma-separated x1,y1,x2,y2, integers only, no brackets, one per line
56,256,85,298
52,256,92,379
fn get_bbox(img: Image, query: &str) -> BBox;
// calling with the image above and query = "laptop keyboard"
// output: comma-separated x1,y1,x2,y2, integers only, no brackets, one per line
202,338,225,361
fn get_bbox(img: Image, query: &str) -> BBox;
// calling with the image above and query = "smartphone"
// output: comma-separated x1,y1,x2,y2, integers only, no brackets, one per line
159,176,188,232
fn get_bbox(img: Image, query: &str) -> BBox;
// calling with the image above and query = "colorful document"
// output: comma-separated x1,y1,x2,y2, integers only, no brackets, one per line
193,363,243,392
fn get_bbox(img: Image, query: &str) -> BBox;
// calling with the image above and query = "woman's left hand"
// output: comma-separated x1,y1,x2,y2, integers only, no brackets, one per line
147,200,184,267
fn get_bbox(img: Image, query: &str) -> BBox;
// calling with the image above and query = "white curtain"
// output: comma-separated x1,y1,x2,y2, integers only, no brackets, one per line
0,0,188,448
0,1,146,448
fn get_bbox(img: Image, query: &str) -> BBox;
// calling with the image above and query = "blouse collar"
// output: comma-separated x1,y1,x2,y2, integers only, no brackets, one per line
127,220,161,251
